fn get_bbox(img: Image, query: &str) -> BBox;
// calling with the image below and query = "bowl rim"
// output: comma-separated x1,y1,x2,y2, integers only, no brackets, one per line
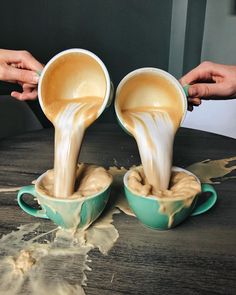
38,48,111,121
114,67,187,134
123,166,201,202
35,169,113,203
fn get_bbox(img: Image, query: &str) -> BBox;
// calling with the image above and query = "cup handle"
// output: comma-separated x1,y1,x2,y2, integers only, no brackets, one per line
36,70,42,76
183,84,190,97
17,185,49,219
191,184,217,216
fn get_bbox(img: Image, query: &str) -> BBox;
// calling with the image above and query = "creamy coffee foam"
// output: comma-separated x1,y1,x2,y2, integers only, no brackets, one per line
40,52,107,198
37,164,112,199
116,71,184,193
127,166,201,199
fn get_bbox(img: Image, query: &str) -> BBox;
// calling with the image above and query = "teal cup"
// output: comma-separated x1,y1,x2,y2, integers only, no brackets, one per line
124,166,217,230
17,171,112,230
114,67,189,136
38,48,114,125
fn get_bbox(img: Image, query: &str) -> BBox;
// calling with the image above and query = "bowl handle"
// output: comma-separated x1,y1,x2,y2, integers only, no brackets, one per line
17,185,48,219
191,184,217,216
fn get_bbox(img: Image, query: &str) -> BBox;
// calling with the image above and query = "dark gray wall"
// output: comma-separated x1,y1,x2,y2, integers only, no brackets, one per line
183,0,207,74
0,0,173,125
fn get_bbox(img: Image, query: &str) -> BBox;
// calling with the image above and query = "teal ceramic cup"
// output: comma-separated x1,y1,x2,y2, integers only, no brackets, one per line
124,166,217,230
114,67,189,135
17,171,112,230
38,48,114,123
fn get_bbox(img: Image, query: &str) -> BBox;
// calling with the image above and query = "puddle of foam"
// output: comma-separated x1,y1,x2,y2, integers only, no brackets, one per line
1,157,235,294
83,208,120,255
0,167,129,294
0,187,22,193
187,156,236,184
0,200,120,294
0,179,36,194
29,281,86,295
0,223,92,294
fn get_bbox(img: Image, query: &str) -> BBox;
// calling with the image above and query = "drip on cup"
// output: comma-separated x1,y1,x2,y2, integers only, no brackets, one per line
123,166,217,230
17,165,113,230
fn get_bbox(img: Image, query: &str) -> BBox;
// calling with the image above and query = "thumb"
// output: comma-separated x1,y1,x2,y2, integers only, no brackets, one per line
5,65,39,84
188,83,226,98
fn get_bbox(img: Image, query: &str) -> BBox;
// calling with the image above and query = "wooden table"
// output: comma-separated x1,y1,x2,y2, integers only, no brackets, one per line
0,123,235,294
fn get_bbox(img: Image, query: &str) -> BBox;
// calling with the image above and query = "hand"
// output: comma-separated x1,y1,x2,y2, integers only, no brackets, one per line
180,61,236,111
0,49,43,100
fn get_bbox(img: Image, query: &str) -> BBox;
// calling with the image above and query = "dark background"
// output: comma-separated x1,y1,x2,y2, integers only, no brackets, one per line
0,0,172,125
0,0,206,126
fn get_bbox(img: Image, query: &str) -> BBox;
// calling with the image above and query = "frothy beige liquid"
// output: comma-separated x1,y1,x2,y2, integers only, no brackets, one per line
40,53,107,198
128,166,201,199
38,164,112,199
53,96,103,197
117,72,184,193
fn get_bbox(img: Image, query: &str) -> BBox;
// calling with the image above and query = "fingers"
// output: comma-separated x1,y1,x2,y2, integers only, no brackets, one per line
188,82,228,98
180,61,222,86
188,104,194,112
0,49,43,85
188,97,201,105
2,49,43,72
3,65,39,84
11,89,38,100
11,82,38,101
20,51,43,72
187,97,201,112
180,61,236,102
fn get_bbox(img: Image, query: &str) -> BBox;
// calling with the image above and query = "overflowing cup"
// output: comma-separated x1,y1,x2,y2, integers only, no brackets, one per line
124,166,217,230
17,49,114,230
115,67,217,230
17,165,113,230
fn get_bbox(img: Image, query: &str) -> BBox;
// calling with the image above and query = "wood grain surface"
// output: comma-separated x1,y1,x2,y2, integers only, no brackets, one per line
0,123,235,294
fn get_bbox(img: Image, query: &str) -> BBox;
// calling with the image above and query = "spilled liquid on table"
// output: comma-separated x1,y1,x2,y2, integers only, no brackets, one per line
0,158,236,294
